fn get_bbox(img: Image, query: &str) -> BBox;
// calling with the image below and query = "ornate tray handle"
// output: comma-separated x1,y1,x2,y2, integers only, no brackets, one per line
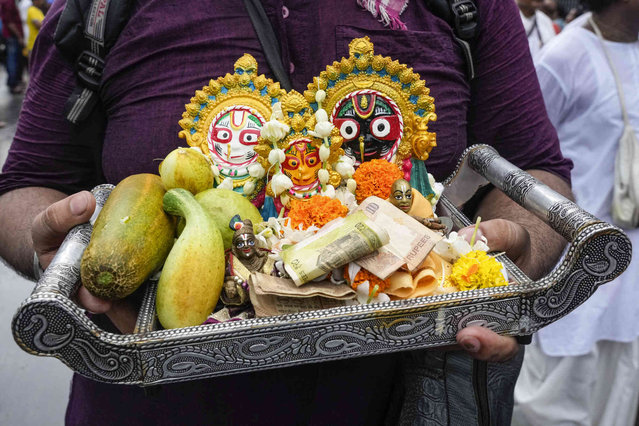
12,145,632,385
446,145,631,332
12,185,142,383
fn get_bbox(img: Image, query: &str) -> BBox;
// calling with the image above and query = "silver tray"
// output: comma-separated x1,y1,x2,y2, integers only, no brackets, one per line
12,144,632,386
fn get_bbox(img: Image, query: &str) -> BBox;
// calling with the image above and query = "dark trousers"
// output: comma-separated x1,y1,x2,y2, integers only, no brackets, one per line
5,36,23,89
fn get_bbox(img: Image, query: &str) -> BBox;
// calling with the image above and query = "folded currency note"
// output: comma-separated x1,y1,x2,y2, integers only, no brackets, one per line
281,211,390,286
355,196,443,279
250,272,356,299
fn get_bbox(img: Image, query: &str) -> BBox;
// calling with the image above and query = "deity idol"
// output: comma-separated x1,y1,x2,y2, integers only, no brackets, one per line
304,37,437,181
254,91,344,211
178,54,285,207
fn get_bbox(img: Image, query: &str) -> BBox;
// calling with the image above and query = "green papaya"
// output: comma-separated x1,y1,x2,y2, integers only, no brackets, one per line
81,174,176,300
195,188,263,250
158,147,215,195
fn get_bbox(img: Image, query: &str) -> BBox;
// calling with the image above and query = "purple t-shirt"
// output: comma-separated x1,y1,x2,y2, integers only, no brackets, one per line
1,0,572,424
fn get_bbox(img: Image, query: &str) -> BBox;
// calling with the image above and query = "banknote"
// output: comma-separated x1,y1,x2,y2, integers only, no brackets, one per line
281,211,390,286
355,196,443,278
250,272,356,299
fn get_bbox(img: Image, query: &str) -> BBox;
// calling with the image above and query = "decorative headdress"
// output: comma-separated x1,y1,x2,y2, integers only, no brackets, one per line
178,54,285,205
304,37,437,179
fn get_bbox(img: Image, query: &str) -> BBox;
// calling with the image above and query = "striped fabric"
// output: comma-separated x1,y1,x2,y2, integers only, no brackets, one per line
357,0,410,30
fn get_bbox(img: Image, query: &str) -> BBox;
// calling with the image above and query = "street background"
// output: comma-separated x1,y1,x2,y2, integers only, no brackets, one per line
0,69,71,425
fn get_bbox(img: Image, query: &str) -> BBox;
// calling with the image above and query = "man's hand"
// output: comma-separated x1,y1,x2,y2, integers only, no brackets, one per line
31,191,136,333
451,170,573,362
456,325,520,362
32,191,95,269
450,218,531,362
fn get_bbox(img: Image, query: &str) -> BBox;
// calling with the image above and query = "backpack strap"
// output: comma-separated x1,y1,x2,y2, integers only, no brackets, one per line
54,0,135,124
243,0,293,91
425,0,479,80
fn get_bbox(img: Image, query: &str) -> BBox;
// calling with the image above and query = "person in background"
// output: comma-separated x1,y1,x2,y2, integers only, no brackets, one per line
0,1,573,424
0,0,24,94
24,0,45,62
541,0,564,32
513,0,639,424
18,0,28,37
517,0,557,56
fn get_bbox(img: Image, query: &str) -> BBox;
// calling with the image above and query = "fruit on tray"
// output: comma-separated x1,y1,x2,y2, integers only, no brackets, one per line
194,187,263,250
156,188,226,329
159,147,215,195
81,174,177,300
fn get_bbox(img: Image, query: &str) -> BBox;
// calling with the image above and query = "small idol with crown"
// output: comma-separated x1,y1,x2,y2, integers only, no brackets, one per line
253,91,346,214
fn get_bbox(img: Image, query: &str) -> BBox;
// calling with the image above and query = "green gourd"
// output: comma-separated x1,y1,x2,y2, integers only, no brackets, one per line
156,188,225,329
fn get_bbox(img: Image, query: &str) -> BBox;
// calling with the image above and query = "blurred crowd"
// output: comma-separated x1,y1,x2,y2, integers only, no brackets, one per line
518,0,589,56
514,0,639,425
0,0,49,97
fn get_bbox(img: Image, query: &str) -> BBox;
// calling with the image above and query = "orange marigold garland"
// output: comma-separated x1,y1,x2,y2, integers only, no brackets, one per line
353,159,404,203
287,195,349,230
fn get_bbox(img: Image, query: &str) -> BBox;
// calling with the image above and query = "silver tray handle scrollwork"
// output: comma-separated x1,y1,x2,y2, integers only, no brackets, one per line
442,144,632,333
12,185,141,384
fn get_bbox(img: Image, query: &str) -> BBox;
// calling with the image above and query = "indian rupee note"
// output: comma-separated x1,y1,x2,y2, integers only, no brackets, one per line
281,211,389,286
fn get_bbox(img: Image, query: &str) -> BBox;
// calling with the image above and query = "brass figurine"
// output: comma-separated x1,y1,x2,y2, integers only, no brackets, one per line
389,179,447,233
231,219,267,272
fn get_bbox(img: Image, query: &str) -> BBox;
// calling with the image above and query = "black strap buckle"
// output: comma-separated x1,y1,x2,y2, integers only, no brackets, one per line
75,50,104,91
450,0,478,41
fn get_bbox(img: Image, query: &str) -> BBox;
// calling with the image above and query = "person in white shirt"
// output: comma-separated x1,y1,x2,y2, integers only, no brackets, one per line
513,0,639,425
517,0,558,57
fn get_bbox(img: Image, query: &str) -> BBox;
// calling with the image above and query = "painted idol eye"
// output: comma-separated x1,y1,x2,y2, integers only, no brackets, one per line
240,129,260,145
305,151,319,167
213,128,232,143
338,119,359,141
282,156,300,170
370,117,391,138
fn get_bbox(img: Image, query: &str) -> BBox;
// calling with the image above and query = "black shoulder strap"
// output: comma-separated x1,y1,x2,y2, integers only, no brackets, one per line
424,0,479,80
242,0,292,91
54,0,290,126
54,0,134,125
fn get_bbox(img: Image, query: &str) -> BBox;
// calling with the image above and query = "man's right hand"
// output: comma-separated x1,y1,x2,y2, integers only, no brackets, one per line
31,191,137,333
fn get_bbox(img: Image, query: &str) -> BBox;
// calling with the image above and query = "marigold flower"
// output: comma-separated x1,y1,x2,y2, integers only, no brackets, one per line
287,195,349,230
351,268,390,297
352,159,403,203
449,250,508,291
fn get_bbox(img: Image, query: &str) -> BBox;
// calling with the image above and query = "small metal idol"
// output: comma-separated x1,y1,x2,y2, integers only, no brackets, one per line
219,219,267,307
389,178,448,233
231,219,267,272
